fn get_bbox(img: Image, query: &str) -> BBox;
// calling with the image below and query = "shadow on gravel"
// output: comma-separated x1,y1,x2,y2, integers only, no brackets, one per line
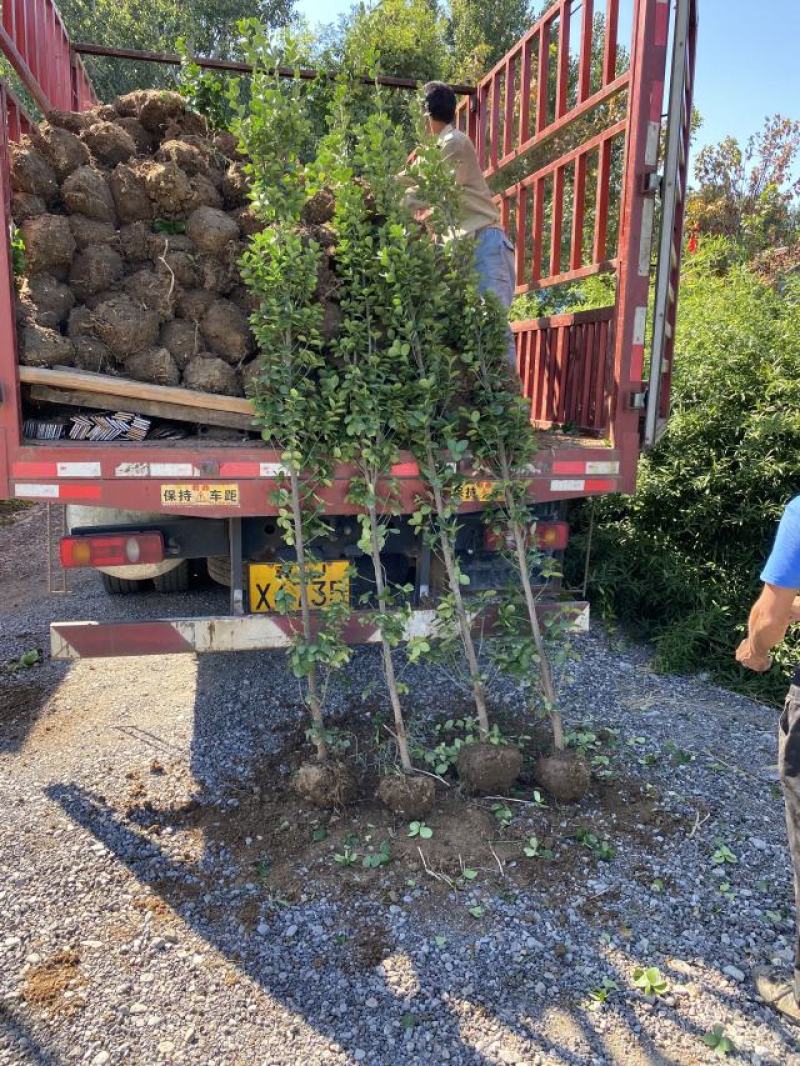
0,1001,63,1065
47,782,504,1066
43,778,757,1065
0,681,53,755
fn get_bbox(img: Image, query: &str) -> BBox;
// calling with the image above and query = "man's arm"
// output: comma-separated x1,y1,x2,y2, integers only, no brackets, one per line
736,583,798,672
736,497,800,672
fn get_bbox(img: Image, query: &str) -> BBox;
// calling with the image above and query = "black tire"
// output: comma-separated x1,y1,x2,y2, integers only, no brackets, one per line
206,554,231,587
153,562,190,596
153,561,190,593
101,572,146,595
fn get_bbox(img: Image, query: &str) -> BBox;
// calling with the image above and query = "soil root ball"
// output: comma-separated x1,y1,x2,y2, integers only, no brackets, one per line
221,162,250,208
177,288,216,323
92,293,160,358
11,192,46,225
81,121,137,167
9,142,58,203
21,214,76,276
110,164,152,223
230,205,264,237
156,139,208,175
22,275,75,329
189,174,224,211
117,117,154,154
141,161,194,218
301,187,336,225
31,123,89,181
138,91,186,134
377,775,435,819
70,245,124,301
62,166,116,223
533,751,591,804
293,763,357,809
457,742,523,795
123,268,177,321
160,319,200,370
69,216,117,250
74,335,114,373
200,299,253,363
118,221,151,263
113,90,149,117
46,109,92,134
183,355,242,395
124,346,180,387
186,206,239,255
19,324,75,368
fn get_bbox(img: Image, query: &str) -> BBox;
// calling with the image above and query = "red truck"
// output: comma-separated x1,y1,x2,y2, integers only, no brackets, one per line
0,0,698,660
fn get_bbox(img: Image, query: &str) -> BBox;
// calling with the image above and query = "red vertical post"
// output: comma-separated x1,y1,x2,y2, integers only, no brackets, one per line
531,176,545,283
515,184,528,285
603,0,620,85
610,0,669,481
490,72,500,170
536,21,550,133
593,137,612,261
555,0,571,119
578,0,594,102
550,165,564,277
503,54,516,158
519,36,532,147
0,86,22,498
571,152,587,269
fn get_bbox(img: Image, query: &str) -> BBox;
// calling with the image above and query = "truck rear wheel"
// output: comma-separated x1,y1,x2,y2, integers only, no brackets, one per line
101,573,147,595
153,561,190,593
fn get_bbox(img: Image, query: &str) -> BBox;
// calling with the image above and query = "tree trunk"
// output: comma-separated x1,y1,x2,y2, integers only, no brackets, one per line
427,459,491,740
499,451,564,751
367,497,413,773
289,464,328,763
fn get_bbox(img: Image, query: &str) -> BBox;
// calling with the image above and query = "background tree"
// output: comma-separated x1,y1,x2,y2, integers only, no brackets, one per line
55,0,295,100
446,0,532,83
687,115,800,254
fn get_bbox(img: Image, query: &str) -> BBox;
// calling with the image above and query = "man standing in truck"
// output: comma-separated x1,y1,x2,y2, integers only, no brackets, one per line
401,81,517,367
737,496,800,1023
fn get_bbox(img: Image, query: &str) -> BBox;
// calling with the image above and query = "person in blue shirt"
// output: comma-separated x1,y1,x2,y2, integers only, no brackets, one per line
737,495,800,1022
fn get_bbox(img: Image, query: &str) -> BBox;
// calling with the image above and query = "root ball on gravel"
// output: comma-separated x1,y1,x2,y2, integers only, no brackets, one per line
533,751,591,804
457,742,523,794
293,763,357,809
377,775,435,819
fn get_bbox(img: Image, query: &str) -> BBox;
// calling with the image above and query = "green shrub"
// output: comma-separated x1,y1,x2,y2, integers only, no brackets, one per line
567,238,800,703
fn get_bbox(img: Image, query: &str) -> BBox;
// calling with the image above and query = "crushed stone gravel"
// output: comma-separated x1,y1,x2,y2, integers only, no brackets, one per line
1,505,800,1065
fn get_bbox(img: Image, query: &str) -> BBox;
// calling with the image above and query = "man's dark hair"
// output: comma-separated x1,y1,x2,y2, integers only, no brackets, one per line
423,81,457,124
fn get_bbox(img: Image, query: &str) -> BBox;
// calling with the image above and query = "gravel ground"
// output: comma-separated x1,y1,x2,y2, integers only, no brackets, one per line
2,505,800,1065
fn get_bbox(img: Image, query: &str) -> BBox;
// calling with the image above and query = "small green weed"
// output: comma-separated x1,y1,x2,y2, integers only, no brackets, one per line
334,845,359,867
702,1025,736,1057
362,841,391,869
408,821,433,839
632,966,668,997
587,978,619,1010
491,803,514,827
523,836,554,860
711,841,738,865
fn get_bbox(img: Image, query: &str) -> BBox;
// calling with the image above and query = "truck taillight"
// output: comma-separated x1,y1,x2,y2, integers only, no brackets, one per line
484,521,569,552
60,533,164,569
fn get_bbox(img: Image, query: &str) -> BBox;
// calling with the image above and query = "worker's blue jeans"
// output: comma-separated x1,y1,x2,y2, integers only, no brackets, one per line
473,225,517,370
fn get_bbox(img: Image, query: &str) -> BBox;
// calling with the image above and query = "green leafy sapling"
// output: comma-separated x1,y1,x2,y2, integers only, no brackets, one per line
232,25,348,762
325,86,418,772
457,282,566,750
395,118,494,740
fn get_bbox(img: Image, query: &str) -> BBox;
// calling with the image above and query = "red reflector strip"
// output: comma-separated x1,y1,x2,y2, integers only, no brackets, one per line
58,484,102,500
551,460,585,475
219,461,260,477
390,462,420,477
585,479,615,493
12,462,57,478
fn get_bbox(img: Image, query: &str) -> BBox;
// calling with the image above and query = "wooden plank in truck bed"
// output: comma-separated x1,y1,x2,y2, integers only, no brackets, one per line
18,366,256,420
27,384,255,431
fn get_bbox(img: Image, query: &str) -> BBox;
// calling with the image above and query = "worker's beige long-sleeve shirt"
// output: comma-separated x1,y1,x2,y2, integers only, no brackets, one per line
402,123,499,238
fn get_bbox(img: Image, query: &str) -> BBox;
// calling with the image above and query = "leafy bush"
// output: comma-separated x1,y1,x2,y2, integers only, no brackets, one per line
567,238,800,703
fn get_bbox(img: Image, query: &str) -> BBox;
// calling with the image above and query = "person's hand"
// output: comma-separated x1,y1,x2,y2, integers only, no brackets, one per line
736,638,772,673
790,596,800,624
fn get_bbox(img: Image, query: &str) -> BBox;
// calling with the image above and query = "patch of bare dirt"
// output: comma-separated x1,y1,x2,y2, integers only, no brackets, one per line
23,951,84,1013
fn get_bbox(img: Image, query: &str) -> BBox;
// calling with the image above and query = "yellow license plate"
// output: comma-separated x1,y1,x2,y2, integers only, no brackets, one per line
248,561,350,613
